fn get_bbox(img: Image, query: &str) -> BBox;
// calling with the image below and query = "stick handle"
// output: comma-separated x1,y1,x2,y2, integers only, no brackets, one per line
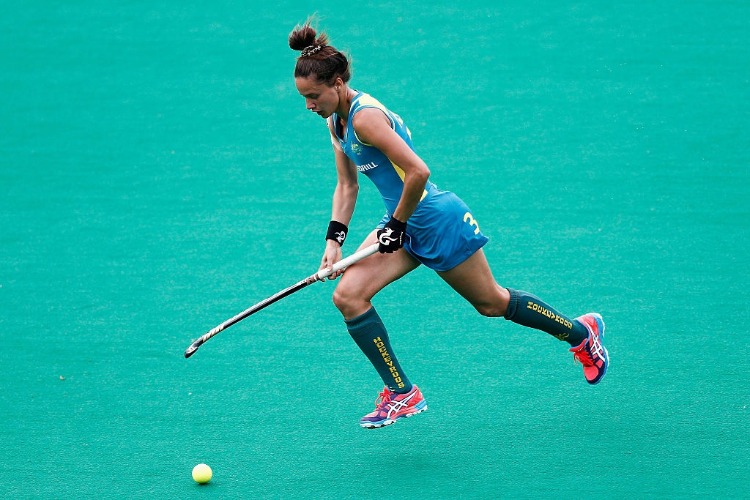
316,243,379,280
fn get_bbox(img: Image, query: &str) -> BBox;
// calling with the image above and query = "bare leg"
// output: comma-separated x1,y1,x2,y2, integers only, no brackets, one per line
439,249,589,345
332,230,420,320
437,248,510,317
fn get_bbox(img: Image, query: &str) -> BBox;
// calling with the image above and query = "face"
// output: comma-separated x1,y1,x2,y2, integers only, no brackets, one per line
295,76,341,119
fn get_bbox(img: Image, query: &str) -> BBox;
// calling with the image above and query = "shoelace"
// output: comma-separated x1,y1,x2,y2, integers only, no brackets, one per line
373,387,394,410
573,348,594,366
573,334,606,367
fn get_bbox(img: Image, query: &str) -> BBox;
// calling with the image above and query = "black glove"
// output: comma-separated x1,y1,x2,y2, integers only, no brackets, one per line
377,217,406,253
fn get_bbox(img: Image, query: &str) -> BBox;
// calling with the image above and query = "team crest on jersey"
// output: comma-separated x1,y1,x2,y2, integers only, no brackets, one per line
351,142,362,155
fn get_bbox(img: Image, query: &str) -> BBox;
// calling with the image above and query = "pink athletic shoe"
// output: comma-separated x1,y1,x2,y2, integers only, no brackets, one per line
570,313,609,384
359,385,427,429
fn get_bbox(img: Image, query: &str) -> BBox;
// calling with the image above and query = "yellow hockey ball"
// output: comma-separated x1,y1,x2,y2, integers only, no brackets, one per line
192,463,212,484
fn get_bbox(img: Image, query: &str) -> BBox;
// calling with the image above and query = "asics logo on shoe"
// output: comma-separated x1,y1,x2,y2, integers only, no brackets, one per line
589,333,606,361
385,392,416,418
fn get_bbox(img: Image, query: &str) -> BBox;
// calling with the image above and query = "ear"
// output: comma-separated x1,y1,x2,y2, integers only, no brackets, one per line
334,77,345,90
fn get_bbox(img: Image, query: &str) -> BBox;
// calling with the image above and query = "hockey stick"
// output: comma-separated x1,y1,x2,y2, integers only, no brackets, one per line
184,243,379,358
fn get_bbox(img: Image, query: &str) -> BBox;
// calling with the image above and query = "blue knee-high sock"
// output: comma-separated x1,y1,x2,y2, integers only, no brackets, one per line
504,288,588,346
345,307,413,393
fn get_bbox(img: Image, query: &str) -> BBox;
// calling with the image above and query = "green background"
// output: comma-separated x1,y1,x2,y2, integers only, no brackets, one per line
2,1,748,498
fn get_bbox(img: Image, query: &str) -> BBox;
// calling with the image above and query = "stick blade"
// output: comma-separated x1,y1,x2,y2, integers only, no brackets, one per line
184,340,203,358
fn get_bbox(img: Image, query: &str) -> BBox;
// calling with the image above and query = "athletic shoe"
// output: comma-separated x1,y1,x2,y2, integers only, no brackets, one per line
359,385,427,429
570,313,609,384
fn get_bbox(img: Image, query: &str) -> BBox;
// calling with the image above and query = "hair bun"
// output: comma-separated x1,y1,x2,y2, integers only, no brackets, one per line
289,20,349,83
289,25,318,51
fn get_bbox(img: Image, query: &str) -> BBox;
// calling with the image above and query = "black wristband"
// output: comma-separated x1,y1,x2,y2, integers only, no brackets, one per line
326,220,348,246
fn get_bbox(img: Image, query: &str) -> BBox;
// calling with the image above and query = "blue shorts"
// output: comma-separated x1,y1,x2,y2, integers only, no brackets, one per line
378,187,489,272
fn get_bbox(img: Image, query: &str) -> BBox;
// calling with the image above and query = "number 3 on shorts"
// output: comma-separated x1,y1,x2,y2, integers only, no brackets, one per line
463,212,481,235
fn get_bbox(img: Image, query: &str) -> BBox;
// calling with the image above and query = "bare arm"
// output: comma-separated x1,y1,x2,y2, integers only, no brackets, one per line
330,134,359,226
320,122,359,278
352,108,430,223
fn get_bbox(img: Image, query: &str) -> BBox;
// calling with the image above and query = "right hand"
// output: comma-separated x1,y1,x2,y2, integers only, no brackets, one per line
377,217,406,253
319,240,344,280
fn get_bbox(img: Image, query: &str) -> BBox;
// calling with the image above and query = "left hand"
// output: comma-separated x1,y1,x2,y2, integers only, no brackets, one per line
377,217,406,253
319,240,344,280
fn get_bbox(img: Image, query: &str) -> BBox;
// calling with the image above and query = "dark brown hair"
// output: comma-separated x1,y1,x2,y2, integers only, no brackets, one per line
288,22,351,85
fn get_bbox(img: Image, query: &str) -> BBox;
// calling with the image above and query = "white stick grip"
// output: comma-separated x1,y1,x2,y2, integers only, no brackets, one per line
316,243,379,280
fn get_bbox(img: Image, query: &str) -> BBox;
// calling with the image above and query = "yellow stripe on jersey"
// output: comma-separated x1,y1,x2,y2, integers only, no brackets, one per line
392,161,428,201
352,96,395,147
356,94,389,113
392,162,406,181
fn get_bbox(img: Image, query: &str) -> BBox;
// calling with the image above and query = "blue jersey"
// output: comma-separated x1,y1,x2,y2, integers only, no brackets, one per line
331,91,488,271
331,92,436,217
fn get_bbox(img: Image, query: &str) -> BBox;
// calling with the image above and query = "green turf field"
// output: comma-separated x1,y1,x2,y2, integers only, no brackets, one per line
2,1,748,498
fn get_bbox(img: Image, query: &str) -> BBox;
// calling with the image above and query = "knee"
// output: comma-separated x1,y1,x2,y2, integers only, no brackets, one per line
475,303,505,318
332,285,364,318
332,287,348,312
475,286,510,318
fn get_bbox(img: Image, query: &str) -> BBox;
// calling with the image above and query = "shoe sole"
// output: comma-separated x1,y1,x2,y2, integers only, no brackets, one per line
360,403,428,429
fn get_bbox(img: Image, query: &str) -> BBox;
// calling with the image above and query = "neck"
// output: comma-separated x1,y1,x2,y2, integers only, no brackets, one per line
336,88,357,120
